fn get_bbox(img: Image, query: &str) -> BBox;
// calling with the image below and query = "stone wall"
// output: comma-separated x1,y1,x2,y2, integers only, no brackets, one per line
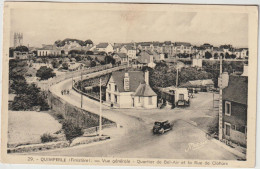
48,91,114,129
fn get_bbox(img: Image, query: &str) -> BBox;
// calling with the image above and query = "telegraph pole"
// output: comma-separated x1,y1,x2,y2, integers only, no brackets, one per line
99,78,103,136
218,55,223,140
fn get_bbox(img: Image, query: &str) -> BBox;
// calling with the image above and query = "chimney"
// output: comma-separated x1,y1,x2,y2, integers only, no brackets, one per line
145,70,149,85
242,65,248,76
124,72,130,91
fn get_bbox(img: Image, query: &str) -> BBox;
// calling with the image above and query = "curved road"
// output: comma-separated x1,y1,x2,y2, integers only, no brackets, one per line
29,71,240,160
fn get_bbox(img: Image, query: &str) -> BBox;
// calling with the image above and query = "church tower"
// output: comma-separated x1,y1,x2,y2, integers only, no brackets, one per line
14,32,23,47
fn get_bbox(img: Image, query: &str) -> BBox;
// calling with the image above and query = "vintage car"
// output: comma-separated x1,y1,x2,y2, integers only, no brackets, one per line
152,120,173,134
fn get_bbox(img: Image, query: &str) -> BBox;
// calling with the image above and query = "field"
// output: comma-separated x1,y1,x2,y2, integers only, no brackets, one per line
8,111,62,147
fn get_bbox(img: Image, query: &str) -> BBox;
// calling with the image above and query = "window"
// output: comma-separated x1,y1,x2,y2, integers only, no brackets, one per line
225,123,231,136
109,84,111,90
225,101,231,116
148,96,153,105
115,95,117,103
138,97,141,103
114,85,117,92
179,94,184,101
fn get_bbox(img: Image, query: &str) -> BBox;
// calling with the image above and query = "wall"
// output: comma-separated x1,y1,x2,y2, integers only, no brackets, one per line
48,91,114,129
143,96,157,109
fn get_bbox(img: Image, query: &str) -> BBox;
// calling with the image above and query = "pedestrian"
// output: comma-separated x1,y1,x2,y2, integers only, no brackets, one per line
67,90,70,95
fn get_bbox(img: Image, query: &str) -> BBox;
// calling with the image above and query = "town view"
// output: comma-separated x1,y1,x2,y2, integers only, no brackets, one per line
7,7,248,161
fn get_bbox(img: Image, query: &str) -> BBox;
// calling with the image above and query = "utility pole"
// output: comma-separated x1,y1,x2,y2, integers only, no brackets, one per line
176,68,179,87
99,78,102,136
218,55,223,140
80,71,83,109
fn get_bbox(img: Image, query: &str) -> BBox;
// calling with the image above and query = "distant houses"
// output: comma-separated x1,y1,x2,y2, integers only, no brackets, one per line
106,71,157,109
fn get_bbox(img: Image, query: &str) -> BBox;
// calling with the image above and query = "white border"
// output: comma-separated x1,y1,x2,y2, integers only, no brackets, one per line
0,1,259,169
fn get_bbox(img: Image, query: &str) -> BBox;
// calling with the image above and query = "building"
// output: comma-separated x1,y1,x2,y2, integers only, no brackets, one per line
13,51,34,60
222,75,248,146
113,53,128,65
173,42,192,55
37,45,62,56
94,43,114,53
120,45,137,60
136,51,156,68
106,71,157,108
159,86,189,108
14,32,23,47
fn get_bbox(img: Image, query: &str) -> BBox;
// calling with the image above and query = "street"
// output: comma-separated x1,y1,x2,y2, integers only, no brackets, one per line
27,74,239,160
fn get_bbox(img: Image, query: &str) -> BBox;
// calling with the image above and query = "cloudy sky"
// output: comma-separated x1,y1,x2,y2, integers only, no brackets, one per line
10,7,248,48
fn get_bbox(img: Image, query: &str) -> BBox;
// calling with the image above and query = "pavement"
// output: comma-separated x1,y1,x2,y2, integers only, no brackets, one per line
26,72,241,160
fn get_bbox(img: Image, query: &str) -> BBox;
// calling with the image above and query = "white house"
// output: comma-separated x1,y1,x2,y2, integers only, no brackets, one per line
106,71,157,109
37,45,61,56
94,43,114,53
120,45,137,60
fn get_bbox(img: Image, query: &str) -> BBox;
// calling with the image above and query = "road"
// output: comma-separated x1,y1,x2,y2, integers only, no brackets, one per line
28,72,239,160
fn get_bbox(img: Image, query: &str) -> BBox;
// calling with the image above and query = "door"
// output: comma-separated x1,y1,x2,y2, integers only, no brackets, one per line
132,98,135,107
225,123,231,137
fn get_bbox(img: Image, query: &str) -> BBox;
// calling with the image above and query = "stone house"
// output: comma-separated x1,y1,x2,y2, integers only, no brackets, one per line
222,75,248,146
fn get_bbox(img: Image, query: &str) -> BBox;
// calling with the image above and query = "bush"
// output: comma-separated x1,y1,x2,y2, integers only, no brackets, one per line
62,120,83,143
36,66,56,80
40,133,57,143
56,113,64,120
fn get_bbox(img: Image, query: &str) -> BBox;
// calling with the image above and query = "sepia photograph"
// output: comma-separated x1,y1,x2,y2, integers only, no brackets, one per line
1,2,258,168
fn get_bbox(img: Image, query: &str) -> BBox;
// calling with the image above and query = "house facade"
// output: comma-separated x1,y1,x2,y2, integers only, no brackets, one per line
113,53,128,65
106,71,157,109
94,43,114,53
37,45,62,56
120,45,137,60
222,75,248,146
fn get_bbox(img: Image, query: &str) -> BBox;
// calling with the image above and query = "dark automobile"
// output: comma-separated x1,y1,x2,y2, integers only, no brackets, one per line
152,120,173,134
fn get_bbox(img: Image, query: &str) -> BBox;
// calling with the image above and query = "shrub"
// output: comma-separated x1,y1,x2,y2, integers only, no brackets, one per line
62,120,83,143
40,133,57,143
56,113,64,120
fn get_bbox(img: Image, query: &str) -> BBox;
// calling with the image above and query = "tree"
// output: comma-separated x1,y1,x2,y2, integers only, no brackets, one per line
213,53,219,59
14,46,29,52
205,51,212,59
11,84,49,111
86,51,94,55
230,54,236,59
62,62,69,70
225,52,230,59
51,59,60,68
104,55,115,64
62,120,83,143
90,61,96,67
36,66,56,80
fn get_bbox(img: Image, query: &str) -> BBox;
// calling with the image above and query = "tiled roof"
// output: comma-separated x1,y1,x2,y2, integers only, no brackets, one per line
174,42,191,47
134,83,157,96
110,71,145,92
124,45,135,50
116,53,127,58
39,45,58,50
96,43,109,48
137,51,152,64
223,75,248,105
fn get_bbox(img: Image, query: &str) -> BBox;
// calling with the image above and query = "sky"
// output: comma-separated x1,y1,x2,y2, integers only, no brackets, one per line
10,7,248,48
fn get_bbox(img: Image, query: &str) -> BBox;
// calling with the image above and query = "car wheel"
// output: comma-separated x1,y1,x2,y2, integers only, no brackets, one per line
160,128,165,134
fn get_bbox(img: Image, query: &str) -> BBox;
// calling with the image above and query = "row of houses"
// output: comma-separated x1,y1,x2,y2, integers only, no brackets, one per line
34,40,248,60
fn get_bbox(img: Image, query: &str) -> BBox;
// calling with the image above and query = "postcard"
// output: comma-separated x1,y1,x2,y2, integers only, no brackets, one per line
1,2,258,168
